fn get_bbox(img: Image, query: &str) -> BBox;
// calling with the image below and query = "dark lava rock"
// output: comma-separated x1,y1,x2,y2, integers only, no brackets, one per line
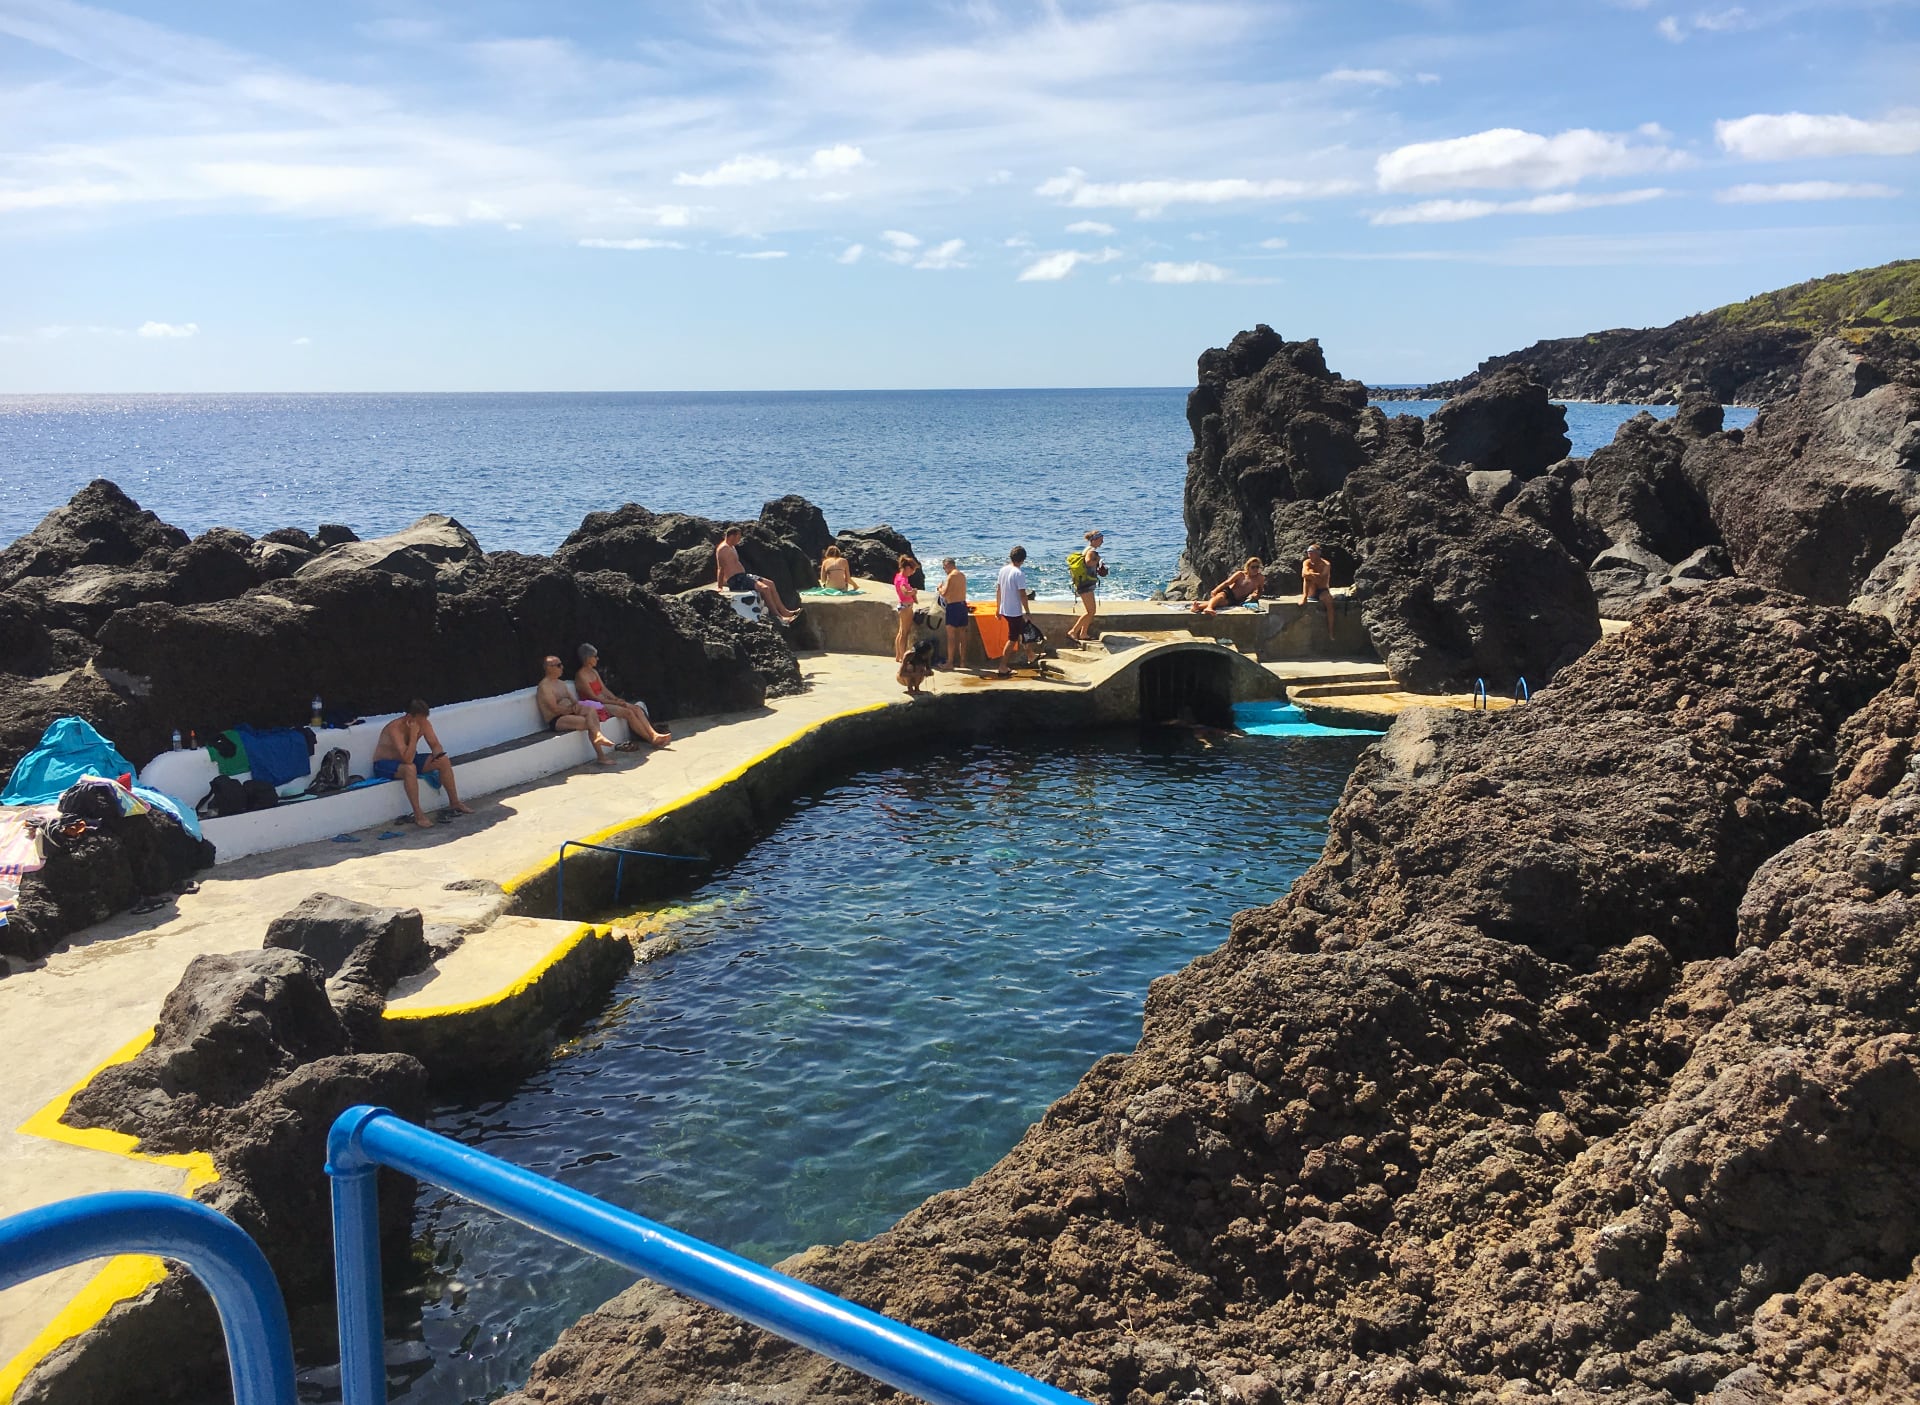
293,513,483,585
1344,422,1601,690
499,584,1914,1405
314,523,359,548
557,497,850,607
0,595,53,676
263,893,430,1043
1685,335,1920,604
1,808,213,965
1425,365,1571,479
1583,402,1720,563
1176,326,1368,595
0,480,188,589
834,525,924,587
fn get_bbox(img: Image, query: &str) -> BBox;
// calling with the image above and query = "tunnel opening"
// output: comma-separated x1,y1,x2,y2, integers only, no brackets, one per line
1138,650,1236,729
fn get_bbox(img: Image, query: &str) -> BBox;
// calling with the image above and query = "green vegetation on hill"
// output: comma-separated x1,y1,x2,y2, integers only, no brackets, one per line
1707,259,1920,338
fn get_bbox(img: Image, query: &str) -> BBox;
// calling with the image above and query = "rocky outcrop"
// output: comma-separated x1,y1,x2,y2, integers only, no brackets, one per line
1686,336,1920,605
1424,366,1570,479
834,524,925,588
501,584,1917,1405
292,513,482,584
0,480,189,588
0,809,213,964
262,893,431,1042
1174,326,1600,686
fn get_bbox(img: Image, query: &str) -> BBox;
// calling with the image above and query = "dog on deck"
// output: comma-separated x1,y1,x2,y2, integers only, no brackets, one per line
898,637,937,695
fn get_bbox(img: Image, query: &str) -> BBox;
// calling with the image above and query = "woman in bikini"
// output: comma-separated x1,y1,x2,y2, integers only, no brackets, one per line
1190,557,1266,615
575,644,671,748
892,554,920,663
819,545,852,591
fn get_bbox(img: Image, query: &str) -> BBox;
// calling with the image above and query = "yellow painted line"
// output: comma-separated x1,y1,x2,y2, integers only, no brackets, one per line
500,699,893,895
4,1030,220,1401
381,922,603,1022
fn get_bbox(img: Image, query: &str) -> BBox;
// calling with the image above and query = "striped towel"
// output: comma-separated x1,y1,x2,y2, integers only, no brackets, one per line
0,805,58,880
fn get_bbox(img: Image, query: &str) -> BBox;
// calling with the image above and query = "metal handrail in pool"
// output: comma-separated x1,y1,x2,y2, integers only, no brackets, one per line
1473,677,1488,710
327,1106,1087,1405
0,1192,296,1405
554,838,707,919
1514,677,1531,704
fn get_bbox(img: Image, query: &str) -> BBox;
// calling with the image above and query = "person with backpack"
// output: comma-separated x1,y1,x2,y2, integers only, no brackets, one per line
1066,530,1108,646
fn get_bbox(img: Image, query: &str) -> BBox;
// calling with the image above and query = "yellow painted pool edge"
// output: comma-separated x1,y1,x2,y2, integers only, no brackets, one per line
3,1030,219,1402
499,698,893,896
381,921,606,1022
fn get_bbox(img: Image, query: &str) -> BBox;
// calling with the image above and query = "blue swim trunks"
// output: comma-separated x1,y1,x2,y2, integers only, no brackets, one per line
373,751,436,784
944,601,969,628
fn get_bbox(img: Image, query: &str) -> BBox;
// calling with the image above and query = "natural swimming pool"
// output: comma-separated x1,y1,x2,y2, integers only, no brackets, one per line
380,723,1371,1403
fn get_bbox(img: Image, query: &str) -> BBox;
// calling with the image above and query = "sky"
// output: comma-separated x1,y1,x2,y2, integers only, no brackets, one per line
0,0,1916,391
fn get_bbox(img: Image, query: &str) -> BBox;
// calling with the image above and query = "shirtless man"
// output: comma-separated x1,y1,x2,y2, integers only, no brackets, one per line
370,699,473,827
576,644,671,748
1190,557,1266,616
715,527,801,625
937,557,968,671
1301,542,1337,635
535,655,616,766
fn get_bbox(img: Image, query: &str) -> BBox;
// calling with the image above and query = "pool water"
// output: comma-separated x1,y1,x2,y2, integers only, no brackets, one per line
388,727,1369,1403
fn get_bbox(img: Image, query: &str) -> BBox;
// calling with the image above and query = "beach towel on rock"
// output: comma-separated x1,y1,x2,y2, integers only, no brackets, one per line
236,726,314,788
0,717,136,807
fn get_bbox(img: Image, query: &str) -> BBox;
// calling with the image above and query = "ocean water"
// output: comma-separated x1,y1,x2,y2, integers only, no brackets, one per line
0,392,1756,601
383,727,1367,1404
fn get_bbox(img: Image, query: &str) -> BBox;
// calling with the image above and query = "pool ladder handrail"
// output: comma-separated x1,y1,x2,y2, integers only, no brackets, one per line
554,838,707,919
1473,677,1487,710
1514,676,1531,704
328,1106,1089,1405
0,1191,296,1405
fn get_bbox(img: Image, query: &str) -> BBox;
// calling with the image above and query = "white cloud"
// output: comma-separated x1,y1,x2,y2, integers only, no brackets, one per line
1657,15,1687,40
409,212,458,226
674,145,870,187
137,320,198,338
837,243,865,264
1143,260,1229,284
578,237,684,250
1016,247,1123,281
1716,180,1900,202
1415,72,1440,84
1037,167,1359,217
1323,68,1399,86
1065,219,1115,236
880,229,921,249
914,238,967,271
1259,237,1289,249
737,249,788,259
291,335,311,345
1715,111,1920,160
1376,127,1686,192
1371,187,1666,224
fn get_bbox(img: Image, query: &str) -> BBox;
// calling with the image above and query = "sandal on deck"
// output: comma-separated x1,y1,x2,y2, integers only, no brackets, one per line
615,740,643,753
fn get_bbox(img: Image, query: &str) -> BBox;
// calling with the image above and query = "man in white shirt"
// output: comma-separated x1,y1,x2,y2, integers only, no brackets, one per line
994,545,1033,678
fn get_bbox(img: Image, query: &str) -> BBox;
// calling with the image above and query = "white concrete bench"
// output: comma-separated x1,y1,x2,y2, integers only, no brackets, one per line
136,686,630,864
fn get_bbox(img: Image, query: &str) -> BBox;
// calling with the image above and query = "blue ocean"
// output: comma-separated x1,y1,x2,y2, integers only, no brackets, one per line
0,391,1754,599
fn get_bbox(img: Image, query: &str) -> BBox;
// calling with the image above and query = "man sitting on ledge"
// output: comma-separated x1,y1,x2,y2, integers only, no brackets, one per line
371,699,474,828
536,655,616,766
715,526,801,625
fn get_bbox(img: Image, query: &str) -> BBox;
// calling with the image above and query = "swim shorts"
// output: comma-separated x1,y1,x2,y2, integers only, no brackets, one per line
373,751,431,780
944,601,969,628
725,572,756,591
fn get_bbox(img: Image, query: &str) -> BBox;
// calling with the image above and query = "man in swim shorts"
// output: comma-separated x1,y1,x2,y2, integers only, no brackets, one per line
995,545,1034,678
535,655,616,766
576,643,671,748
1301,542,1337,636
370,699,473,827
938,557,968,671
715,526,801,625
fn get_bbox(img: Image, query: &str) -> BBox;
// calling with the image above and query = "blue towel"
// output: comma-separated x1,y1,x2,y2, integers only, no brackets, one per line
133,786,204,841
1,717,136,806
235,726,312,789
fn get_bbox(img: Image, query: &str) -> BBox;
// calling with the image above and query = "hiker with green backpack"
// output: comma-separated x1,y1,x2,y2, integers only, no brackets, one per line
1066,530,1108,646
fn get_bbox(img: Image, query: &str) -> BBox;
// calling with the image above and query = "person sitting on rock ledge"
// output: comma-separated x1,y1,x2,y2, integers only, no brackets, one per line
715,526,801,625
1190,557,1267,615
575,644,671,749
818,544,852,591
371,700,473,827
536,655,616,766
1301,542,1337,636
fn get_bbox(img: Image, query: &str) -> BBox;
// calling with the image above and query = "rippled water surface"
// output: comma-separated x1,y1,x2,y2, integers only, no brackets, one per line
391,727,1368,1403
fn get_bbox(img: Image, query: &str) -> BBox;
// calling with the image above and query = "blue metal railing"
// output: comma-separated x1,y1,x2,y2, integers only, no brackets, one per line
327,1106,1088,1405
0,1192,295,1405
554,839,706,919
1514,677,1531,704
1472,677,1487,710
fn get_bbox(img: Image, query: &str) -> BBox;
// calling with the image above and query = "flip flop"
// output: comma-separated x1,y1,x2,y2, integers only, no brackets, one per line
615,740,643,752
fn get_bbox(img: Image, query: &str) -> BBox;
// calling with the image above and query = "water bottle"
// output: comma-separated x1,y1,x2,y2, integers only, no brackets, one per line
311,694,324,728
171,728,182,751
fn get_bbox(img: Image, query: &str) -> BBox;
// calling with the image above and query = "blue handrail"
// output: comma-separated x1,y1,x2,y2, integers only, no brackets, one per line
1513,677,1531,704
555,838,707,919
326,1107,1088,1405
0,1192,295,1405
1472,677,1487,710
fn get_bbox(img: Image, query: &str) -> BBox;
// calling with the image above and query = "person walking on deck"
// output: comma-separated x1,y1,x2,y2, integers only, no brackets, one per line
937,557,968,671
536,656,616,766
715,526,801,624
371,700,473,827
1066,530,1107,645
995,545,1035,678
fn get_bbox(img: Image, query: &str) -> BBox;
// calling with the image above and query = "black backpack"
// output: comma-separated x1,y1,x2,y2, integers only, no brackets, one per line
57,778,123,823
305,747,351,796
241,778,280,812
196,775,248,819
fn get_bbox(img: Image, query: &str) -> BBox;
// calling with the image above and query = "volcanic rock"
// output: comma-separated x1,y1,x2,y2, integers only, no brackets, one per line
1,808,213,965
0,479,188,589
293,513,484,585
263,893,430,1042
833,525,925,588
1424,366,1570,479
1684,335,1920,604
500,584,1912,1405
1582,403,1720,563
